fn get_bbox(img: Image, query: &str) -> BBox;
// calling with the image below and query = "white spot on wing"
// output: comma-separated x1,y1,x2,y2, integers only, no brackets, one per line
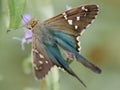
80,29,86,35
33,64,39,70
81,6,88,11
76,36,79,41
91,19,96,24
32,49,39,53
78,47,81,51
67,19,73,25
86,24,91,29
75,25,78,30
64,15,67,20
96,5,99,8
39,54,44,58
39,61,43,64
45,61,48,64
76,36,81,51
63,12,68,20
76,16,80,21
85,8,88,11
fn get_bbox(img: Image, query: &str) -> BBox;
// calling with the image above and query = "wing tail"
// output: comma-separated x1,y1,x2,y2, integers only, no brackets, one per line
44,44,86,87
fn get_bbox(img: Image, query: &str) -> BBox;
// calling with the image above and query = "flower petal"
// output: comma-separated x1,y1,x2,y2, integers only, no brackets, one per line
22,14,31,24
24,30,32,38
66,5,72,10
63,50,74,60
12,37,22,41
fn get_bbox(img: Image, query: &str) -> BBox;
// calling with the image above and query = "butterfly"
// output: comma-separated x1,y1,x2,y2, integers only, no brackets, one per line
26,5,101,87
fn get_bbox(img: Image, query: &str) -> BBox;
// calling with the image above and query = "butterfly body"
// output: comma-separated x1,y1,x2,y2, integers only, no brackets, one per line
27,5,101,87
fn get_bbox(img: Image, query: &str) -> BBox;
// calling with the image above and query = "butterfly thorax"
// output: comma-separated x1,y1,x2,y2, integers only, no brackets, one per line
27,19,39,31
31,22,55,45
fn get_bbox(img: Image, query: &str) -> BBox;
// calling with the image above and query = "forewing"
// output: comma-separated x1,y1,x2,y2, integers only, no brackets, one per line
32,35,54,80
44,5,99,36
44,5,99,51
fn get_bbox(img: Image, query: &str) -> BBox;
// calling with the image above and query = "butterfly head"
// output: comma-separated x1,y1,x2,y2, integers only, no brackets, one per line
26,19,39,31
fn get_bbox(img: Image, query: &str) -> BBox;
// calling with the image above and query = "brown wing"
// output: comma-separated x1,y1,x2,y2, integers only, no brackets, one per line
44,5,99,36
32,34,54,80
44,5,99,51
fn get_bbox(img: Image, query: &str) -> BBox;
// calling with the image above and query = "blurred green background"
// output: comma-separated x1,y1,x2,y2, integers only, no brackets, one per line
0,0,120,90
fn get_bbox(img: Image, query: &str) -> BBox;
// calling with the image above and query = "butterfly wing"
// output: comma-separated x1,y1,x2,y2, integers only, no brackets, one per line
32,33,54,79
43,5,101,74
44,5,99,50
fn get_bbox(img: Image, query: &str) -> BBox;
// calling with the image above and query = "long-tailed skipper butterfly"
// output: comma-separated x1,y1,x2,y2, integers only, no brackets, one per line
25,5,101,87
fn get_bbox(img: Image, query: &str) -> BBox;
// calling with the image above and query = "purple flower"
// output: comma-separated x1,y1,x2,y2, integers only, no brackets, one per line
22,14,31,24
63,50,74,60
13,14,32,50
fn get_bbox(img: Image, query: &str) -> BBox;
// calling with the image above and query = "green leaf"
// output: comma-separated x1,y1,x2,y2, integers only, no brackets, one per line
8,0,26,29
0,0,2,26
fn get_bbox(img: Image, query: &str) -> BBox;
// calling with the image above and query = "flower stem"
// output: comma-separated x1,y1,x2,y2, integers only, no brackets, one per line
46,67,60,90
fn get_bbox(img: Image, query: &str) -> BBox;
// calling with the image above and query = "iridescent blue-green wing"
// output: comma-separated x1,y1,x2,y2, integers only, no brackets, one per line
53,31,101,74
43,43,86,87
